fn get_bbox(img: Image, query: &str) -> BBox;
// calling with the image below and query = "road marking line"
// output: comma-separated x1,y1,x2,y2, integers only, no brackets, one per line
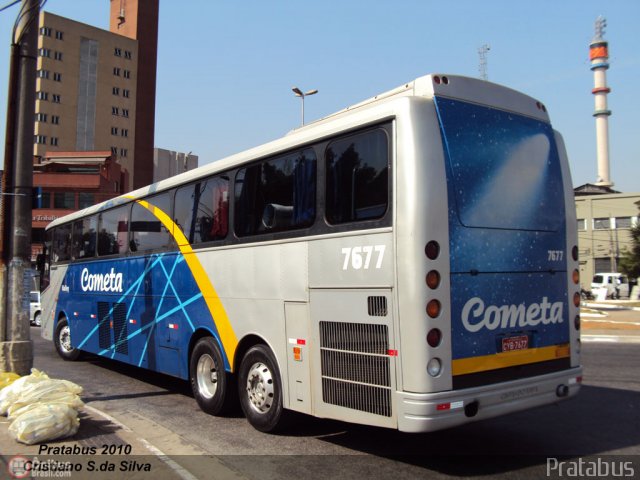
84,405,198,480
582,335,640,344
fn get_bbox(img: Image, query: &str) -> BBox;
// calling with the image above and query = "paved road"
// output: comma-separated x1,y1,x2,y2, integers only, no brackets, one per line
27,319,640,480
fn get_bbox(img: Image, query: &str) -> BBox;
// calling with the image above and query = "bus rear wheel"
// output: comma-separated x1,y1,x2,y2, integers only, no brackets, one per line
190,337,235,415
238,344,288,432
54,318,81,361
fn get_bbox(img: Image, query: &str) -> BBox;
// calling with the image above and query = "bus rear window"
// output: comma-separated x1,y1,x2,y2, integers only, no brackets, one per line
435,98,564,231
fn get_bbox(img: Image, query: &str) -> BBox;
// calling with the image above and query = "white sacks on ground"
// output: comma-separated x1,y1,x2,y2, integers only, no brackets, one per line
0,368,50,415
6,379,84,419
0,368,84,445
8,403,80,445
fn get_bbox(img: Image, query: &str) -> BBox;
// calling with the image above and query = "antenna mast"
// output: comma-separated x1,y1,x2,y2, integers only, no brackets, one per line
478,44,490,81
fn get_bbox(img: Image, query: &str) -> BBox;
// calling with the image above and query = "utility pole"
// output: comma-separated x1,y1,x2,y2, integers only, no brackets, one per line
0,0,39,374
478,44,490,81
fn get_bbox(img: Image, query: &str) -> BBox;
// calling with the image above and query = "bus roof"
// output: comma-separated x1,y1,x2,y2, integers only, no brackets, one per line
46,73,550,230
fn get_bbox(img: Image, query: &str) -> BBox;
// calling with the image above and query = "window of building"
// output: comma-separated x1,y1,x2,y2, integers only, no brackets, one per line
111,126,118,135
122,109,129,117
54,192,75,209
53,72,62,82
78,193,95,210
113,67,121,76
120,148,127,157
37,69,49,79
114,47,122,56
71,216,97,260
593,217,611,230
97,206,129,256
235,148,317,236
123,70,131,79
577,219,586,231
37,91,48,101
130,192,175,252
123,89,130,98
175,176,229,244
34,135,47,144
614,217,632,229
325,128,389,224
51,115,60,125
52,94,61,103
50,137,58,146
112,86,120,95
38,48,50,58
36,113,47,122
110,146,117,155
54,51,63,61
112,106,119,115
121,129,128,137
39,26,52,37
124,50,132,59
55,30,63,40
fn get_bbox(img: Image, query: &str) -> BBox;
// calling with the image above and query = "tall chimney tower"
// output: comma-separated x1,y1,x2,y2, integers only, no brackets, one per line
589,16,613,187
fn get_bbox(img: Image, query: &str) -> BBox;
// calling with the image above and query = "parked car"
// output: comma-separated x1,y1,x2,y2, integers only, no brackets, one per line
591,273,629,299
30,291,41,326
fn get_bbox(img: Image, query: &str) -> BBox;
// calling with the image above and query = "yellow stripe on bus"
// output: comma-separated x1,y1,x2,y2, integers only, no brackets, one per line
129,197,239,370
452,344,571,376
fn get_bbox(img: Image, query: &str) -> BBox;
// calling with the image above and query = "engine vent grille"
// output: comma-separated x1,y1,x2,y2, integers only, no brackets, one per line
97,302,111,349
320,321,391,417
112,303,128,355
367,296,388,317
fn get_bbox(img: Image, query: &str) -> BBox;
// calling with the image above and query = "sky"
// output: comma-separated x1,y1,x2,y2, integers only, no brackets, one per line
0,0,638,192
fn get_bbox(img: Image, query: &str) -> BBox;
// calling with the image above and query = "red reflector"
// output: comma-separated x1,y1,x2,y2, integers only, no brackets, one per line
577,376,583,383
437,403,450,411
297,339,306,345
388,350,398,357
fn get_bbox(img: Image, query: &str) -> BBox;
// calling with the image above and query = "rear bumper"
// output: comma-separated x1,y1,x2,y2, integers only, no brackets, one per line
396,367,582,433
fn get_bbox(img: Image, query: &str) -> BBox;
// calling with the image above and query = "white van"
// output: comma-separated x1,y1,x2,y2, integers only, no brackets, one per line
591,273,629,299
30,291,41,326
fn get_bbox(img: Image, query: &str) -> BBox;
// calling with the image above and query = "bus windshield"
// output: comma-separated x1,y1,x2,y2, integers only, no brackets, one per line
435,97,564,232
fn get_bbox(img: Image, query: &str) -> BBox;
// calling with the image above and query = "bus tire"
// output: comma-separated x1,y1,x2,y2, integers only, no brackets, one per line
190,337,235,415
238,344,288,433
54,318,81,361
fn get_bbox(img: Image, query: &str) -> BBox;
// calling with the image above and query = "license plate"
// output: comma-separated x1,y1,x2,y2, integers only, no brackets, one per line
501,335,529,352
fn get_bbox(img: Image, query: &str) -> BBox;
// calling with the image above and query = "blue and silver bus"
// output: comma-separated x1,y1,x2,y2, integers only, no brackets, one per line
40,74,582,432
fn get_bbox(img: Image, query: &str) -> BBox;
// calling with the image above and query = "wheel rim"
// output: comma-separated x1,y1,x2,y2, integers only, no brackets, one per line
246,361,274,414
35,314,41,327
196,354,218,399
59,325,72,352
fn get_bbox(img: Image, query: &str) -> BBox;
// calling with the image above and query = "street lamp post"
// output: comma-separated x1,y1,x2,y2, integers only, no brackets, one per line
292,87,317,126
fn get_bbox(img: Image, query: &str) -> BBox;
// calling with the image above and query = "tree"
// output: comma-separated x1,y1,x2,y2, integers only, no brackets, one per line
618,201,640,280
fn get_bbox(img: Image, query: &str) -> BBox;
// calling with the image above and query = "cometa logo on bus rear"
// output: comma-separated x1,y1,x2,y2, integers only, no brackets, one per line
461,297,563,333
80,267,123,293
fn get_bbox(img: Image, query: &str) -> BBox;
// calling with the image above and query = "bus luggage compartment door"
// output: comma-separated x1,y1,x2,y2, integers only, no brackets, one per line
309,289,396,428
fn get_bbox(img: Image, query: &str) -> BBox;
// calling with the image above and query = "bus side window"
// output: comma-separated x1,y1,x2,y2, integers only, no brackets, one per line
175,176,229,245
98,206,129,256
71,216,97,260
325,128,389,224
52,224,72,262
235,148,316,236
130,191,175,252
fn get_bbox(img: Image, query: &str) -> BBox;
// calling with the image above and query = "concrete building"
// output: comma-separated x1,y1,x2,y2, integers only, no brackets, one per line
575,191,640,289
31,151,127,261
35,11,138,184
153,149,198,183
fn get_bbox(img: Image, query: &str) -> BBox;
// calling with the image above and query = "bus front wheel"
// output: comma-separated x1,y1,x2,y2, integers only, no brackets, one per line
54,318,81,361
238,344,288,433
190,337,235,415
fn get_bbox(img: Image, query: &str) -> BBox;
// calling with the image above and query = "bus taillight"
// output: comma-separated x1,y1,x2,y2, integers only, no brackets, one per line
427,328,442,348
572,269,580,284
426,270,440,289
573,292,581,307
426,300,441,318
425,241,440,260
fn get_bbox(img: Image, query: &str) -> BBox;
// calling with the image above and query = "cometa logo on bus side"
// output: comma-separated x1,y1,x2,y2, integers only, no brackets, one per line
80,267,124,293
